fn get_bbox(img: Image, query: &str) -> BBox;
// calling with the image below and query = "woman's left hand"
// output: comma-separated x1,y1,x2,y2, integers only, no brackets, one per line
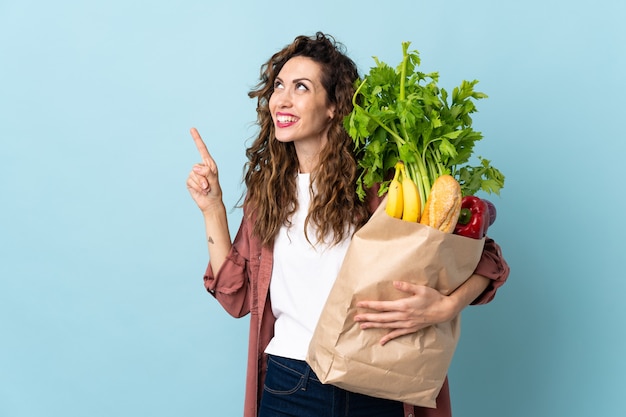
354,281,460,346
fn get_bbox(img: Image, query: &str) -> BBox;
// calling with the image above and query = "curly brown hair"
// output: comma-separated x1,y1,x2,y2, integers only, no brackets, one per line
244,32,369,247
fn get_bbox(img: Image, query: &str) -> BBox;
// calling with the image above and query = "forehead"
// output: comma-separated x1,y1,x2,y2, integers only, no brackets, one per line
278,56,324,81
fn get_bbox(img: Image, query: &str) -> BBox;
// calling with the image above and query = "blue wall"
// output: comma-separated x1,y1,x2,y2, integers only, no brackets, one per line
1,1,624,416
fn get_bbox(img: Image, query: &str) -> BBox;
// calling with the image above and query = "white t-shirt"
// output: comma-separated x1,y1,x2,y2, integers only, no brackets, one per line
264,173,353,360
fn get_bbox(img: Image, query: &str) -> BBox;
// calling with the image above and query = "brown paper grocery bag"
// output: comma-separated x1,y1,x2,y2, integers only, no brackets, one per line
306,197,485,408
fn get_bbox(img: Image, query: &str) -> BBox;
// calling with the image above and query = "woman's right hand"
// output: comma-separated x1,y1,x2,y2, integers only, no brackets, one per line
186,127,224,213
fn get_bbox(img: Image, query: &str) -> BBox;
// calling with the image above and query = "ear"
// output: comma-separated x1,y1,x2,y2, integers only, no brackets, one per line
328,103,336,120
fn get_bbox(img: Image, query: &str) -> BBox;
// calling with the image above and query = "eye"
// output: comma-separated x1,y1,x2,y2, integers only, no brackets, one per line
296,82,309,91
273,80,284,90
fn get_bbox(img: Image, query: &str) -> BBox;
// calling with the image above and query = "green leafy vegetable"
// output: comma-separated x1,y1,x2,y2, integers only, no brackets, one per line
345,41,505,207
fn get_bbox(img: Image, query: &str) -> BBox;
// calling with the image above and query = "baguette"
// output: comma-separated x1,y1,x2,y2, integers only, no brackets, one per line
419,175,462,233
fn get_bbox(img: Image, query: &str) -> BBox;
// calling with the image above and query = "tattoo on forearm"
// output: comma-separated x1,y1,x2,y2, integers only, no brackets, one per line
208,236,214,244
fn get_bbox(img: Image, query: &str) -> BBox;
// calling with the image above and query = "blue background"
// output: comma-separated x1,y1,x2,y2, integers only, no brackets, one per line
1,0,624,416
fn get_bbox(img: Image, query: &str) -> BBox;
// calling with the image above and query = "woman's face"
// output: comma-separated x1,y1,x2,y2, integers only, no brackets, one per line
269,56,335,152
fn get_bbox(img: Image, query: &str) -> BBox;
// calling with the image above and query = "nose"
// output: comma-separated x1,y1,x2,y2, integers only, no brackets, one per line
272,89,292,109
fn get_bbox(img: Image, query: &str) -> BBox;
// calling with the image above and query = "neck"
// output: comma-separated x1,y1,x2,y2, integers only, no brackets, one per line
298,157,318,173
294,138,326,173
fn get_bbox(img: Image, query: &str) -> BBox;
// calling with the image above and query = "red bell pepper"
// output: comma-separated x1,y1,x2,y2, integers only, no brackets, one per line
454,196,490,239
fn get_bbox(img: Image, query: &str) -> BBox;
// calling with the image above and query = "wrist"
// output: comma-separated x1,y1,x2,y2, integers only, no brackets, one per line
445,295,464,319
201,199,227,218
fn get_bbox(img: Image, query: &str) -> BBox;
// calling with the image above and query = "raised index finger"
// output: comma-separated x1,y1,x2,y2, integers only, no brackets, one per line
190,127,212,163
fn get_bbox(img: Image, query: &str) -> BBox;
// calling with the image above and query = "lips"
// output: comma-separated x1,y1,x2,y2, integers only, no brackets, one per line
275,112,299,128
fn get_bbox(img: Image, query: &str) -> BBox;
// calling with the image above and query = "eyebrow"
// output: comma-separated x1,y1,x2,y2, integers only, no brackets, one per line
276,76,314,85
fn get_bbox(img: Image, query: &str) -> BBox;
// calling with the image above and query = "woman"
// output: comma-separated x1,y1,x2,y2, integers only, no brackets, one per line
186,32,509,417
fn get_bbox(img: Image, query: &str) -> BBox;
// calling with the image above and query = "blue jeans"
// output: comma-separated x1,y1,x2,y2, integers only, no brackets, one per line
259,355,404,417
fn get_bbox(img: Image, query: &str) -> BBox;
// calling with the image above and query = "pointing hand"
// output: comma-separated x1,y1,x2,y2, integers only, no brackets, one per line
186,128,224,213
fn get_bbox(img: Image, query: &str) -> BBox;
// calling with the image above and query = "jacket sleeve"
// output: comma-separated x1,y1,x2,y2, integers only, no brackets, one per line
470,236,510,305
203,213,253,318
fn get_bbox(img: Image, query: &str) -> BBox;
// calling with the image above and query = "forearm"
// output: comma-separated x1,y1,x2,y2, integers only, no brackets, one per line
202,202,232,274
355,274,491,345
448,273,490,316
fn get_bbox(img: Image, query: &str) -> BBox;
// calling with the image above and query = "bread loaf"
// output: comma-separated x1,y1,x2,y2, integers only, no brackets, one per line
419,175,462,233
